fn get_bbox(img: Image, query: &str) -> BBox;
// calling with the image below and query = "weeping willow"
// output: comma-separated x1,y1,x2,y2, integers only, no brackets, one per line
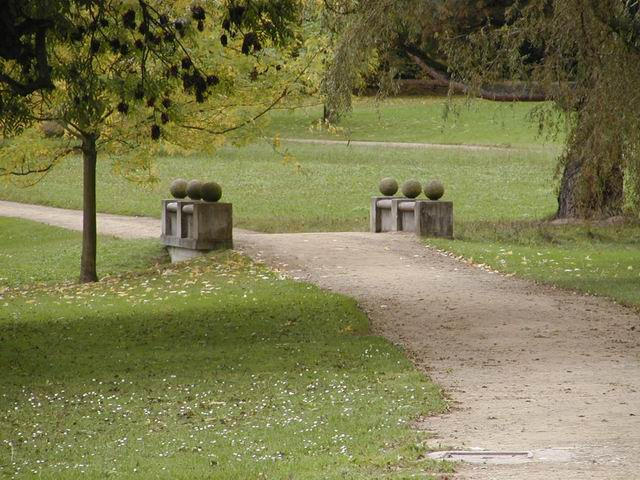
443,0,640,218
324,0,640,218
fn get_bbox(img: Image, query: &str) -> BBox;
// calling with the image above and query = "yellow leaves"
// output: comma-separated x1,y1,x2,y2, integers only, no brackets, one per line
111,152,158,185
0,128,71,185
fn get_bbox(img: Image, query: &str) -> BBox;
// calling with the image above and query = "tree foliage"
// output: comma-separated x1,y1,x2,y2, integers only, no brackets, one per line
1,0,322,177
322,0,640,219
0,0,325,281
445,0,640,218
320,0,534,122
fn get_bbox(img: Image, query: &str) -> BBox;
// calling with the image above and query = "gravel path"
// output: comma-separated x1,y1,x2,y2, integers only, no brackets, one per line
1,200,638,479
280,137,556,152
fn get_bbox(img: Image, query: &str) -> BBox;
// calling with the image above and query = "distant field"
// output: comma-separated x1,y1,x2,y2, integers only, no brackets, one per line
264,96,562,148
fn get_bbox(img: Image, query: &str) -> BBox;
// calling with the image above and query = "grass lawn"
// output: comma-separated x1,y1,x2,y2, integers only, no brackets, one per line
0,217,166,287
0,97,637,308
0,226,449,478
429,222,640,310
264,96,562,148
0,142,558,233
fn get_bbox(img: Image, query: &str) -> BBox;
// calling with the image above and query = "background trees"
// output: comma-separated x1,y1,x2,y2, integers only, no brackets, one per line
322,0,640,220
446,0,640,219
0,0,322,282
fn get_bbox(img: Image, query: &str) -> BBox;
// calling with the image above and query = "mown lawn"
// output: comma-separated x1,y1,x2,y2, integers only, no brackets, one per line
1,96,637,308
0,222,449,479
429,222,640,310
0,217,166,287
264,96,561,148
0,142,558,233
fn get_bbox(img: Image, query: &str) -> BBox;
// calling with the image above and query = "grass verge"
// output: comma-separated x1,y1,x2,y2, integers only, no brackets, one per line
429,221,640,309
0,217,166,288
0,250,449,479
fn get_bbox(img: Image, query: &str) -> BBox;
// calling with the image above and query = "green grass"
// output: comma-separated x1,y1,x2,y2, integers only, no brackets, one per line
265,96,561,148
429,221,640,309
0,217,166,287
0,252,449,479
1,95,636,311
0,142,558,232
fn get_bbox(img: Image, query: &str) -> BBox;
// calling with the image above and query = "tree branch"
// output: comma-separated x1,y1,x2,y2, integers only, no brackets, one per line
179,86,290,135
403,44,548,102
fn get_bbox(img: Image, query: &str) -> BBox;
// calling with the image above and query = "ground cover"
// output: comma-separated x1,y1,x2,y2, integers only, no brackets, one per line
0,96,636,310
429,221,640,310
0,223,449,479
265,96,560,148
0,217,166,288
0,142,558,232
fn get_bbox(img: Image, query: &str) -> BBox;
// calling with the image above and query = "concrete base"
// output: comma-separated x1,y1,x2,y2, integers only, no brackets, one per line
416,200,453,238
370,196,453,238
167,246,210,263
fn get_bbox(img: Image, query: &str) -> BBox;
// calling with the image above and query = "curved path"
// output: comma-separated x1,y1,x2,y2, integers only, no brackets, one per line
1,200,638,479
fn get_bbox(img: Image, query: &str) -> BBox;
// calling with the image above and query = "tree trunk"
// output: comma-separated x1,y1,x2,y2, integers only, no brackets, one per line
556,152,624,219
556,154,583,218
80,135,98,283
322,103,340,124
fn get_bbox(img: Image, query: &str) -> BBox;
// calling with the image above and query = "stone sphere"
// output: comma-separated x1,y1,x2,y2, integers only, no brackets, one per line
378,177,398,196
424,179,445,200
401,179,422,199
201,182,222,202
186,179,203,200
169,178,188,199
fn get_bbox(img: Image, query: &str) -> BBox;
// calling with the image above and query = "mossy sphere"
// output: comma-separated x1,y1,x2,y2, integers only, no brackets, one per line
424,180,445,200
401,179,422,199
201,182,222,202
186,179,203,200
169,178,188,199
378,177,398,196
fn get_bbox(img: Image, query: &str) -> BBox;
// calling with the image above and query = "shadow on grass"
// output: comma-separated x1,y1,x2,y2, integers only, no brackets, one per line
1,291,389,385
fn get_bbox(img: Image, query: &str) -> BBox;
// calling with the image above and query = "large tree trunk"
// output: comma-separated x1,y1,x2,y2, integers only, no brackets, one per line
556,154,583,218
556,152,624,219
80,135,98,283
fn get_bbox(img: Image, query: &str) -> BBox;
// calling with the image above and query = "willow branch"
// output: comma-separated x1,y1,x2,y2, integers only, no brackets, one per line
404,44,548,102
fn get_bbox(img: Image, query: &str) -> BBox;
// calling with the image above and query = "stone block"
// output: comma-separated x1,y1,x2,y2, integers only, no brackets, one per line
370,196,393,232
161,199,233,262
415,200,453,239
370,196,453,238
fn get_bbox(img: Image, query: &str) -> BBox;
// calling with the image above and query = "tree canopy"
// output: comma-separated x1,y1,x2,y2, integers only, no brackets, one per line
322,0,640,219
0,0,324,281
446,0,640,218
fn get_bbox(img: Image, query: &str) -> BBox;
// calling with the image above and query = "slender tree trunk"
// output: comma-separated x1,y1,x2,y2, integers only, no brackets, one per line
80,135,98,283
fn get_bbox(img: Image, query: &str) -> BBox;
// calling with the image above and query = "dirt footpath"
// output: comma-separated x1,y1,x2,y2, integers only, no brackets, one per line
236,231,640,480
1,200,639,479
